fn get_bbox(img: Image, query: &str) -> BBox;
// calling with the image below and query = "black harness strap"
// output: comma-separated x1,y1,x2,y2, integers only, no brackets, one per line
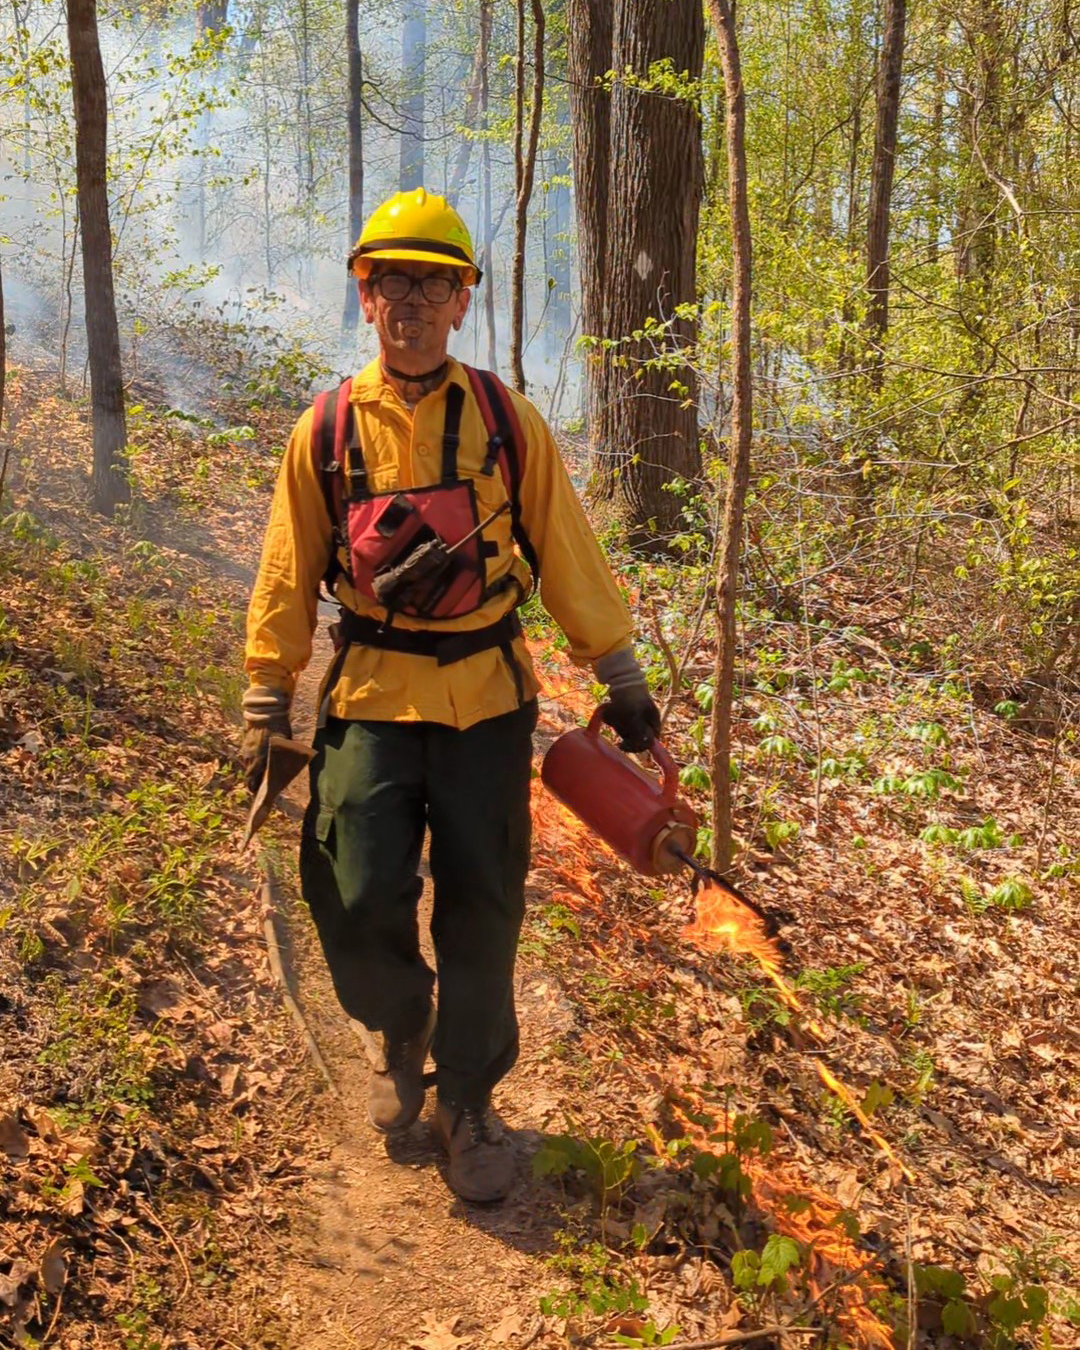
312,378,353,590
471,368,541,591
441,382,465,483
338,609,522,666
343,399,369,501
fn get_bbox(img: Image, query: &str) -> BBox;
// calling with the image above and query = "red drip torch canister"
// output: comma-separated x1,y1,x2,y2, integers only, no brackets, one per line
540,708,698,876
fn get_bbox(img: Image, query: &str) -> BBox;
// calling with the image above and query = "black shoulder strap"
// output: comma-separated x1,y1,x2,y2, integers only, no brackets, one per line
311,377,355,588
461,366,541,590
442,382,465,483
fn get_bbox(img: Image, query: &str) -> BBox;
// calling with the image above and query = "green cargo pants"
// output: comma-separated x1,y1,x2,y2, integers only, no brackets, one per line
299,700,537,1106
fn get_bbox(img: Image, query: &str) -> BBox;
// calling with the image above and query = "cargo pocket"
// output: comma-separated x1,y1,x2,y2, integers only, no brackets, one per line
313,806,336,853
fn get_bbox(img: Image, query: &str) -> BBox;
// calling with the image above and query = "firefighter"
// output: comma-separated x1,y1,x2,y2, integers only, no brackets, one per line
241,187,659,1203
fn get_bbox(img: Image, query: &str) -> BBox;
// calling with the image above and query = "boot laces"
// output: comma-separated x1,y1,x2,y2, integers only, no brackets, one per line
383,1035,412,1073
460,1104,496,1147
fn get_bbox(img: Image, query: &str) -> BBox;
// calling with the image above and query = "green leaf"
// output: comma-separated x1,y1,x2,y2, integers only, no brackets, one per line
731,1250,760,1291
861,1081,894,1117
942,1298,976,1337
679,764,711,791
532,1142,572,1179
1022,1285,1049,1325
758,1234,801,1289
988,1293,1027,1331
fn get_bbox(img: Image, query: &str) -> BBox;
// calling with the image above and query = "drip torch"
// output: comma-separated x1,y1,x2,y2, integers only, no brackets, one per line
541,708,773,919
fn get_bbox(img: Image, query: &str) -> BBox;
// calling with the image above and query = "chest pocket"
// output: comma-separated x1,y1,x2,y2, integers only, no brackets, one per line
311,367,540,608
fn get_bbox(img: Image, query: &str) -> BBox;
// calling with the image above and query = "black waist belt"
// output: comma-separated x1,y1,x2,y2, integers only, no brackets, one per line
337,609,523,667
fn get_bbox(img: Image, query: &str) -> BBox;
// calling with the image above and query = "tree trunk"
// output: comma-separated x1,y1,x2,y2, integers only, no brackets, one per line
864,0,907,378
0,243,8,505
926,9,947,264
566,0,613,441
593,0,705,547
342,0,364,333
448,48,483,206
67,0,129,516
510,0,545,392
479,0,497,371
706,0,753,876
400,0,426,189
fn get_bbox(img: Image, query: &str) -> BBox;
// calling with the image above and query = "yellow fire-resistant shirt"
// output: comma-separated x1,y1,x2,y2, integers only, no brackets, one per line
245,357,633,728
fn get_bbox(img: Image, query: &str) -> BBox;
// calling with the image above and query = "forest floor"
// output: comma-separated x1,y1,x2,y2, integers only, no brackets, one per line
1,354,1079,1350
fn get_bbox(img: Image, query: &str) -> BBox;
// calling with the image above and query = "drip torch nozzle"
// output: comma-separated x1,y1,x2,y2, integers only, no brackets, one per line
664,842,777,930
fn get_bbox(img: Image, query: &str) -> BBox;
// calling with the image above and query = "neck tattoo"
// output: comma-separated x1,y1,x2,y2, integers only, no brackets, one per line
382,359,448,402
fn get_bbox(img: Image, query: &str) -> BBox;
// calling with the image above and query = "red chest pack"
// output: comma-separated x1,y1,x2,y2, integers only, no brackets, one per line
311,367,540,621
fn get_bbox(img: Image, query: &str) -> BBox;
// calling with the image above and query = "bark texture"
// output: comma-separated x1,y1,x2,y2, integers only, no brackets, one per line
566,0,612,362
342,0,363,333
864,0,907,371
593,0,705,546
400,0,426,189
67,0,129,516
479,0,497,370
510,0,545,392
706,0,753,875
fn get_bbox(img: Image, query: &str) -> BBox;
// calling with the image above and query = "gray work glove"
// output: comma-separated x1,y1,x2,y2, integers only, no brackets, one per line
593,647,661,754
240,685,292,793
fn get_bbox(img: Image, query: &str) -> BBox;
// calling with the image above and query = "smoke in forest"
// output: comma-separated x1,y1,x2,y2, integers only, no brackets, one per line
0,0,579,417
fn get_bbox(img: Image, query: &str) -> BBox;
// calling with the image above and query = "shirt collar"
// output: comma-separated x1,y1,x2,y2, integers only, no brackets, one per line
349,355,467,405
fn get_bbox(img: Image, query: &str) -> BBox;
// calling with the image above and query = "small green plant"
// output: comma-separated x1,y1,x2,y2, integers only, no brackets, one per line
826,661,870,693
115,1308,164,1350
819,751,868,779
795,963,866,1021
540,1236,649,1320
732,1234,804,1297
907,719,949,747
533,1131,641,1209
757,733,800,761
873,767,962,800
986,877,1033,910
540,901,581,939
956,818,1004,850
612,1322,681,1347
763,819,800,851
914,1256,1059,1350
679,763,711,791
687,1110,774,1220
962,875,1034,914
904,1048,936,1104
860,1080,895,1117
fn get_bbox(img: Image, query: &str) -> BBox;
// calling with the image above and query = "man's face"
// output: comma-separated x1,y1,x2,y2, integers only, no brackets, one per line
360,261,471,364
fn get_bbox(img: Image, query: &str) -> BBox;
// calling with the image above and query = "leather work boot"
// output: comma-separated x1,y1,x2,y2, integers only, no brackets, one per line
357,1006,436,1133
432,1100,516,1203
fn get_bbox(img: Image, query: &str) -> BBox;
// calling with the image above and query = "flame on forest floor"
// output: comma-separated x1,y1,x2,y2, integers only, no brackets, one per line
684,883,915,1183
669,1098,899,1350
530,777,610,908
531,642,597,722
528,778,654,948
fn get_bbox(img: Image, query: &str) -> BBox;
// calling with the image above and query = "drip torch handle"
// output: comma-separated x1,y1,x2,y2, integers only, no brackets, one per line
586,707,680,804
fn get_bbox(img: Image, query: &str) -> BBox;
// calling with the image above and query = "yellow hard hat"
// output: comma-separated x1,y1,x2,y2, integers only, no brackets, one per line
348,188,481,285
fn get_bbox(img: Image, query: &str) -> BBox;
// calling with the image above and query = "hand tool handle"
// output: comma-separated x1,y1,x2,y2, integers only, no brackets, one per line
586,706,679,803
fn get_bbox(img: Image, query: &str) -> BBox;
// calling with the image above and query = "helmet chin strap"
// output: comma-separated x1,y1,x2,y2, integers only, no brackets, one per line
381,358,449,384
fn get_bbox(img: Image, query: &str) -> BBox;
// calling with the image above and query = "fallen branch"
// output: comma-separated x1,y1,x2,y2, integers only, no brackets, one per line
617,1327,821,1350
259,861,339,1097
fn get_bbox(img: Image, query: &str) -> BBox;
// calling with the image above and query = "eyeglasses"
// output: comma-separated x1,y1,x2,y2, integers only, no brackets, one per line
371,272,460,304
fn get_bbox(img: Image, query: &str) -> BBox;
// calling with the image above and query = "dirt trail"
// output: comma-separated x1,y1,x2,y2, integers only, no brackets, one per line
264,626,578,1349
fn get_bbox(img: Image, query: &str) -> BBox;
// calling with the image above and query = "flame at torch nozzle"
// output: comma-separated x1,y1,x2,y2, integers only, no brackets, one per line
664,842,774,927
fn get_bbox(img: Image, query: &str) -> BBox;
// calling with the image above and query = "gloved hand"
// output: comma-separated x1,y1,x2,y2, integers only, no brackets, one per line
593,647,661,754
240,685,292,793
